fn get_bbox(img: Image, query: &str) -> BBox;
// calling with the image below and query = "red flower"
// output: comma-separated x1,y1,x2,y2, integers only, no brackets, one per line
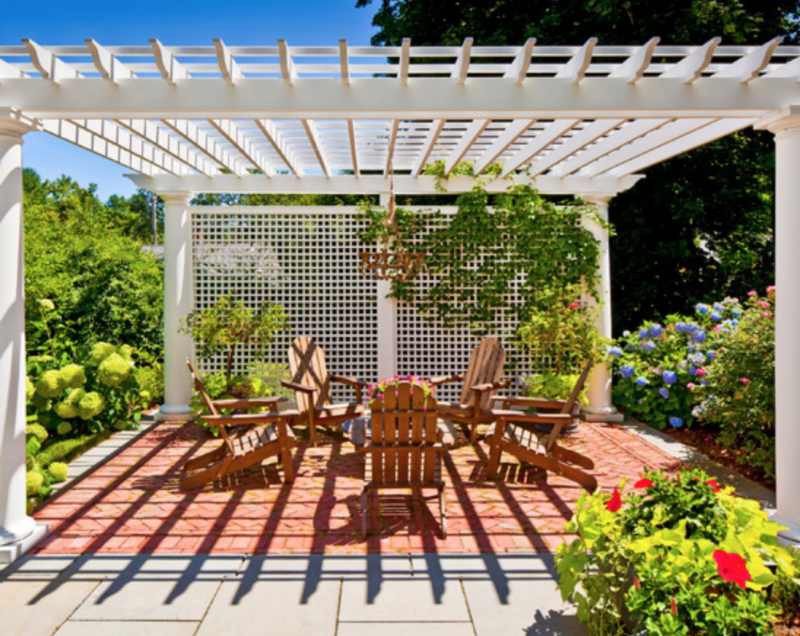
713,550,751,590
705,479,721,493
634,478,654,489
671,597,678,616
569,302,581,309
606,488,622,512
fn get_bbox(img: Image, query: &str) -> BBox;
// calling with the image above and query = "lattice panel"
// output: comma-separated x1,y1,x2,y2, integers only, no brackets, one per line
191,206,555,406
394,207,549,404
191,207,379,401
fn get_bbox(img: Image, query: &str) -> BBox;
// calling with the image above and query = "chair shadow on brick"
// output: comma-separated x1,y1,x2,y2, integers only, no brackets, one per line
484,359,597,491
359,382,448,537
433,336,508,443
281,336,366,446
182,359,298,490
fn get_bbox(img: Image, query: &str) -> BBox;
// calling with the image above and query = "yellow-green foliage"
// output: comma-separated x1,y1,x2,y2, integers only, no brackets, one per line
89,342,116,365
26,471,44,496
25,377,35,401
66,388,85,406
31,394,51,411
47,462,69,483
56,421,72,436
26,424,48,444
54,401,78,419
77,392,105,420
97,353,132,387
119,344,134,360
58,364,86,389
35,369,65,398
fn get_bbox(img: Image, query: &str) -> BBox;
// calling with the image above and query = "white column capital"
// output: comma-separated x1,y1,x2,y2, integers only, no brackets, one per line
158,191,194,206
755,106,800,136
580,193,615,206
0,109,40,141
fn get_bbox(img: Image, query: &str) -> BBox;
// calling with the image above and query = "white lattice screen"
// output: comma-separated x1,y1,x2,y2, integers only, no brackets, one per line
191,206,551,404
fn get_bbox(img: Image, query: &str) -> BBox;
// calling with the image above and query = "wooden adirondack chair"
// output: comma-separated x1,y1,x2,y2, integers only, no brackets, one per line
359,382,448,537
433,336,508,443
485,359,597,491
183,359,298,490
281,337,366,446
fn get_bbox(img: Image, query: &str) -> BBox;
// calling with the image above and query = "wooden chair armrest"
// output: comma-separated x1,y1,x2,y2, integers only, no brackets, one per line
210,396,288,409
430,374,464,386
330,375,367,388
495,411,576,426
200,409,300,426
470,379,511,394
281,379,316,394
500,396,571,411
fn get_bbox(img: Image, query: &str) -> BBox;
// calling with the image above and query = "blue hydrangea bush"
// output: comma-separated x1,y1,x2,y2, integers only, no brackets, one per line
610,297,743,430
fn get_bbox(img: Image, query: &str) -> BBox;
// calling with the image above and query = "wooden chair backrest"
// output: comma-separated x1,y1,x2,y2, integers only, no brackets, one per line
369,382,439,486
544,358,594,452
460,337,505,409
288,337,331,414
186,358,235,453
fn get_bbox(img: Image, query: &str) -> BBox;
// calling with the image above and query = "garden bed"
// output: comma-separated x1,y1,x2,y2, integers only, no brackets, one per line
662,425,775,492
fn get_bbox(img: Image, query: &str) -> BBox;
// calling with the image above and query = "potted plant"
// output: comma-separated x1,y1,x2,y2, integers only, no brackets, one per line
180,296,287,425
556,468,799,635
516,281,607,433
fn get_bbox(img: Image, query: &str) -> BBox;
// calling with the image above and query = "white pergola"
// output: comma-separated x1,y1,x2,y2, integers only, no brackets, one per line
2,37,800,559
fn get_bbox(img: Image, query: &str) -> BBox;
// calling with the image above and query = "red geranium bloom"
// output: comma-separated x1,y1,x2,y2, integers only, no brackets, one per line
713,550,751,590
634,478,654,489
606,488,622,512
705,479,721,493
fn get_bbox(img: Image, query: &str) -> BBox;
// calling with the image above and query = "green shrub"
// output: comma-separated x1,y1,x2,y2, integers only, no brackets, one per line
556,468,796,636
58,364,86,389
26,424,48,444
26,472,44,497
34,431,112,468
695,287,776,479
48,462,69,483
97,353,132,387
189,371,275,436
517,371,588,403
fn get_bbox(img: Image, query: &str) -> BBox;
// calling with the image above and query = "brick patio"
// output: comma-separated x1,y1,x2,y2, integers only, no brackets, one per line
32,421,680,556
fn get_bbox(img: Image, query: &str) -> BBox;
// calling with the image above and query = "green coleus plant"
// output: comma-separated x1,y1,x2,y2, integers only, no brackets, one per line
556,468,798,636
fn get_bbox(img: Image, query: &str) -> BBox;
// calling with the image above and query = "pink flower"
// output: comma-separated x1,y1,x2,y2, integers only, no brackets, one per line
740,378,750,385
606,488,622,512
756,301,770,308
766,285,776,293
713,550,751,590
686,382,696,389
695,368,706,377
747,290,757,297
762,312,773,318
712,326,721,332
569,302,581,309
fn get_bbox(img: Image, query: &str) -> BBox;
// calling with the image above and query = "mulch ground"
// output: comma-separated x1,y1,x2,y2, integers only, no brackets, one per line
661,426,775,491
31,420,680,556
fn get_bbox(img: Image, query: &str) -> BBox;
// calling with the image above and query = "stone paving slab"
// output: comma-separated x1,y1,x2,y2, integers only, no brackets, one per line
0,577,100,636
195,578,341,636
70,578,223,621
337,624,475,636
54,621,199,636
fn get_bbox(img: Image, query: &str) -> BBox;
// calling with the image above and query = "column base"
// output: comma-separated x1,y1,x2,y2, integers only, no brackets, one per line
0,522,49,565
768,510,800,547
581,405,625,423
154,405,196,422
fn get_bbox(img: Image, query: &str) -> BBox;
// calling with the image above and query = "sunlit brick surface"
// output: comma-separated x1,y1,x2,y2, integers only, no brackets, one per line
32,422,680,555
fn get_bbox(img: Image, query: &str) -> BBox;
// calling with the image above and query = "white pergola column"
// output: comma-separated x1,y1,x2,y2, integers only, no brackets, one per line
757,107,800,542
580,195,623,422
158,191,195,418
0,111,38,553
376,194,398,379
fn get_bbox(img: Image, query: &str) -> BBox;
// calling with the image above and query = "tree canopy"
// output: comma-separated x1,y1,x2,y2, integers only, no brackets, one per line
356,0,796,332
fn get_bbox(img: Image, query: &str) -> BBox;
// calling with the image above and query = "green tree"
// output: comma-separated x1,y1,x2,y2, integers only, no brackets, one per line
23,169,164,358
356,0,797,332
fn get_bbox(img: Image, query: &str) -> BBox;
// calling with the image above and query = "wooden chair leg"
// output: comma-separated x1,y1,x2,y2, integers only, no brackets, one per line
438,488,447,538
486,440,502,479
308,411,318,447
469,420,479,444
183,445,227,473
361,489,369,536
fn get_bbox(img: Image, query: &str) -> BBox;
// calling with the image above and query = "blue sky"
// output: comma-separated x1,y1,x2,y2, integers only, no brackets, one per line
2,0,377,199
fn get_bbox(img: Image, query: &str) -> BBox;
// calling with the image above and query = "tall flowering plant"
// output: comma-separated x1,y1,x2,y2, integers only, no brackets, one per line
694,287,776,479
556,468,798,636
367,375,434,406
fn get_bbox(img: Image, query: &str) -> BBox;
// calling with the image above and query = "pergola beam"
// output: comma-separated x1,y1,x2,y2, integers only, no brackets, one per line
301,119,330,177
254,119,303,177
208,119,273,176
126,172,645,196
214,39,242,86
86,39,133,86
444,119,489,175
410,119,445,177
161,118,244,176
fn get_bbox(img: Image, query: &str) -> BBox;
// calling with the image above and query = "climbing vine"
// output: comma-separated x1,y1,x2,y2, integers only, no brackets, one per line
356,169,608,336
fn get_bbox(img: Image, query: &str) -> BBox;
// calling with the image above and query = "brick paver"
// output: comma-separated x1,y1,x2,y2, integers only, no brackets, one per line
32,421,681,555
